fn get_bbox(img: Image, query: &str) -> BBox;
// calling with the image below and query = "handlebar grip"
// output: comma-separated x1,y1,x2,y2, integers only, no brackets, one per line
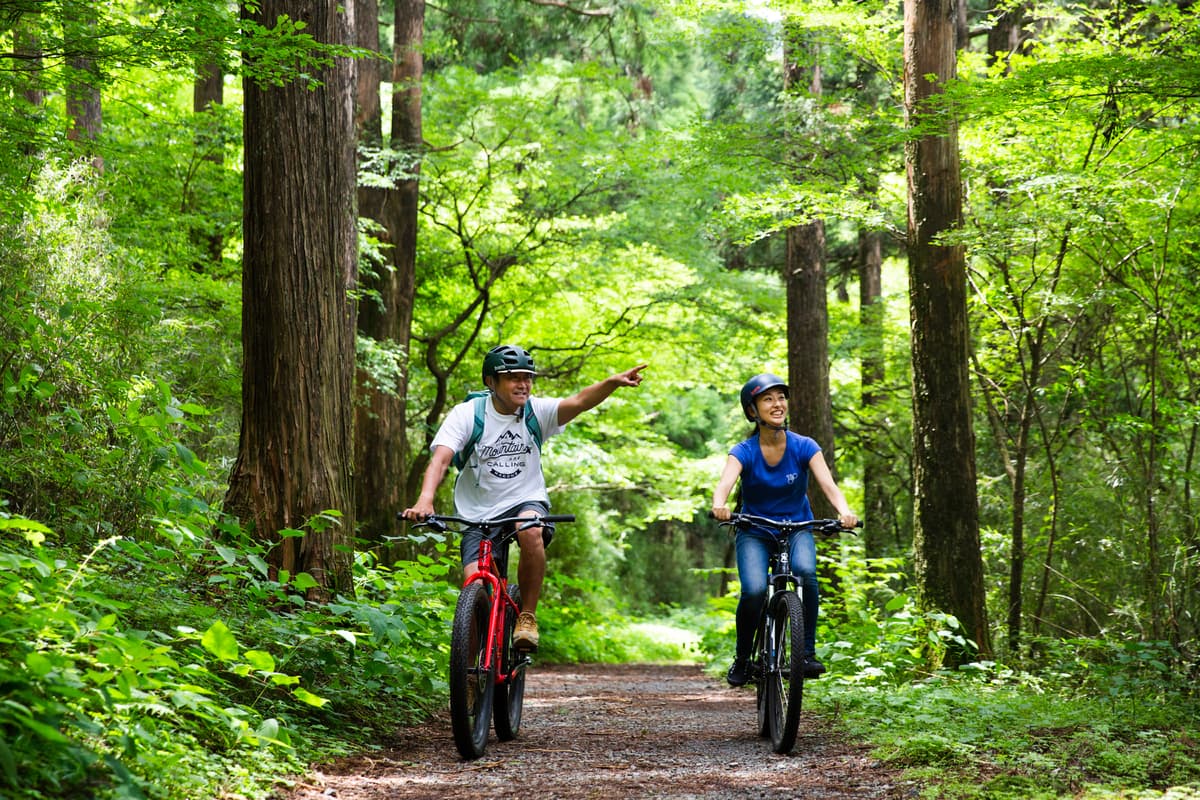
541,514,575,523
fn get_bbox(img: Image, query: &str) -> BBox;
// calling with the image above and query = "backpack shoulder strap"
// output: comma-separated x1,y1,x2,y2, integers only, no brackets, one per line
524,404,543,451
452,394,489,470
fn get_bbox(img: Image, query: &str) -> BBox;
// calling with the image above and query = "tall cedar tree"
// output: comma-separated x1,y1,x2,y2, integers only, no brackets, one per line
903,0,992,661
225,0,358,598
782,22,837,519
353,0,423,548
64,0,102,171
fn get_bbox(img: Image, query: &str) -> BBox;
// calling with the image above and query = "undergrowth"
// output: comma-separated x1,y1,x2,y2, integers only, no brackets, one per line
811,654,1200,800
0,507,457,800
695,546,1200,799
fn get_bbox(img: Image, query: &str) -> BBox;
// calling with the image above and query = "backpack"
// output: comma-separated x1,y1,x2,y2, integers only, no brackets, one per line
452,391,544,470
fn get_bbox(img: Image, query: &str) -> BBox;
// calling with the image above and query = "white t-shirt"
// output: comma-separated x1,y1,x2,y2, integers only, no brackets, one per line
430,395,566,520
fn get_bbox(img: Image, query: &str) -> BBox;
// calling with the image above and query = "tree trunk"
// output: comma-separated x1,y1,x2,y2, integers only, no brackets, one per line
987,2,1027,74
903,0,991,662
354,0,384,149
14,17,44,157
782,23,837,520
190,60,225,269
226,0,359,599
785,219,837,501
858,229,895,558
15,20,45,109
353,0,423,549
64,0,102,172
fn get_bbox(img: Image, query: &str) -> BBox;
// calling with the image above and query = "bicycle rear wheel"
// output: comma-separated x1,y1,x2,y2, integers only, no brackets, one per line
752,622,769,738
493,584,526,741
755,661,769,738
449,581,495,759
765,590,805,754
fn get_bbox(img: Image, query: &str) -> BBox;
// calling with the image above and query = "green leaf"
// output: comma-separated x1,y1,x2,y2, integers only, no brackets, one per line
292,572,319,591
24,651,53,678
243,650,276,672
0,516,52,546
248,554,270,578
292,687,327,707
201,621,239,661
0,736,16,786
23,718,70,745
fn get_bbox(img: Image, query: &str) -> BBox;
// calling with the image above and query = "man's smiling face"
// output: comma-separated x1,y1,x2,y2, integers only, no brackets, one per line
487,371,534,415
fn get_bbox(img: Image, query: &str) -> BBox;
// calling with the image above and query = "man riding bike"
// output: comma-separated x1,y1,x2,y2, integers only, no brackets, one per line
403,344,646,650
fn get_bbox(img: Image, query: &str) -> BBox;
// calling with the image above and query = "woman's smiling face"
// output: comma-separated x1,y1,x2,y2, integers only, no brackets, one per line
754,388,788,426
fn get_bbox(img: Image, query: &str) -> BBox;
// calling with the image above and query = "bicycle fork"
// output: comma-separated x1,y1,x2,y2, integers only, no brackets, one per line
464,572,530,685
762,550,795,680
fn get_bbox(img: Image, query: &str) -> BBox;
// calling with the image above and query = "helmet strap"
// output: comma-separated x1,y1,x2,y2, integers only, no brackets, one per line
755,416,788,434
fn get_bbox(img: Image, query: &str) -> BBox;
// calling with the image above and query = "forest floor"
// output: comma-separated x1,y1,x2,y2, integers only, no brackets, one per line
275,662,919,800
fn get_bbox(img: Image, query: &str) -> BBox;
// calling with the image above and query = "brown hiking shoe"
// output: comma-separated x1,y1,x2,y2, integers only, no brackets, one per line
513,612,539,650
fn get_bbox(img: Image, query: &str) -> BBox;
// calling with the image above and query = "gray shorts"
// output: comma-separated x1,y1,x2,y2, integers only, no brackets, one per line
460,501,555,565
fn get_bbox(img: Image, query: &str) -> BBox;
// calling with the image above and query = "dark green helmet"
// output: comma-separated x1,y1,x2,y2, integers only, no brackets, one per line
740,373,788,422
482,344,537,382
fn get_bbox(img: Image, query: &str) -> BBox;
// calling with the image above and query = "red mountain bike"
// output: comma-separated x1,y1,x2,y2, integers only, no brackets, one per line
412,512,574,759
715,513,858,754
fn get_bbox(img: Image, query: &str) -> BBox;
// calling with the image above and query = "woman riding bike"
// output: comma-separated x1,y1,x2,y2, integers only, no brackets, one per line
711,373,859,686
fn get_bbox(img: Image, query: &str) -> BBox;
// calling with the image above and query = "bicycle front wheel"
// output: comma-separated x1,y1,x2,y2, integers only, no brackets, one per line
765,590,805,754
493,583,526,741
449,581,495,759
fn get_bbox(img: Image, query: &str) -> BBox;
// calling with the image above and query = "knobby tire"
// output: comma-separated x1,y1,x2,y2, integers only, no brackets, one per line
766,590,805,754
493,584,525,741
449,581,494,759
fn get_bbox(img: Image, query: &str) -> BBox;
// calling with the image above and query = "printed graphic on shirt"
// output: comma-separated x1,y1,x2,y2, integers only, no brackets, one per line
478,430,531,480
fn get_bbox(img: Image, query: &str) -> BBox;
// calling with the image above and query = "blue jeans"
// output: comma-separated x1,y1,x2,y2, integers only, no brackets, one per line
734,526,818,661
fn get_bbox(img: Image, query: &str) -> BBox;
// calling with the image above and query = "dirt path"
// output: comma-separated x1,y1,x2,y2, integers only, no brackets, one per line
278,663,915,799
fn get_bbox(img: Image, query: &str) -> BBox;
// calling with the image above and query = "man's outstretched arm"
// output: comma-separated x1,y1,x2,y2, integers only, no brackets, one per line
556,364,647,426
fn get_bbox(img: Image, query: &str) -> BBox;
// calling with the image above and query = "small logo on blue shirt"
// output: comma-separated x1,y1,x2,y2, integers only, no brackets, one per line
786,472,799,484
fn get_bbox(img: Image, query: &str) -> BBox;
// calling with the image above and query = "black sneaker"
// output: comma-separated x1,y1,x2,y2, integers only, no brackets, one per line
803,657,826,679
726,659,750,687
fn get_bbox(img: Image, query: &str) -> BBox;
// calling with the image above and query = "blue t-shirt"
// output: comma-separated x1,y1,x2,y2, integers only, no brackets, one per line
730,431,822,522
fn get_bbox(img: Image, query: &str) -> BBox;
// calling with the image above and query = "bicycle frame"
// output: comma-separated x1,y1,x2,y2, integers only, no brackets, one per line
467,526,525,683
755,531,796,681
716,513,856,753
409,511,575,759
725,514,842,676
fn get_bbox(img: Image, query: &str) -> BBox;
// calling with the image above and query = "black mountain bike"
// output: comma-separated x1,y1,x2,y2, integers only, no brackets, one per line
716,513,858,754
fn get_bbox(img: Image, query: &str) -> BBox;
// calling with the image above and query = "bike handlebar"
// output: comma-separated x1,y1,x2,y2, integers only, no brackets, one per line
710,511,861,535
401,513,575,533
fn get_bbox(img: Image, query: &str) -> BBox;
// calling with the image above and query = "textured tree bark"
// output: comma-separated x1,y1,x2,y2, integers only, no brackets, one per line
904,0,992,661
353,0,423,548
782,23,837,520
858,230,897,558
190,61,225,269
785,220,837,519
64,0,102,171
226,0,359,598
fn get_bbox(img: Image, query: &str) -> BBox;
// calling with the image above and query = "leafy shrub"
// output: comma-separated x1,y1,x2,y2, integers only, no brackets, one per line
536,573,701,663
0,503,462,800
